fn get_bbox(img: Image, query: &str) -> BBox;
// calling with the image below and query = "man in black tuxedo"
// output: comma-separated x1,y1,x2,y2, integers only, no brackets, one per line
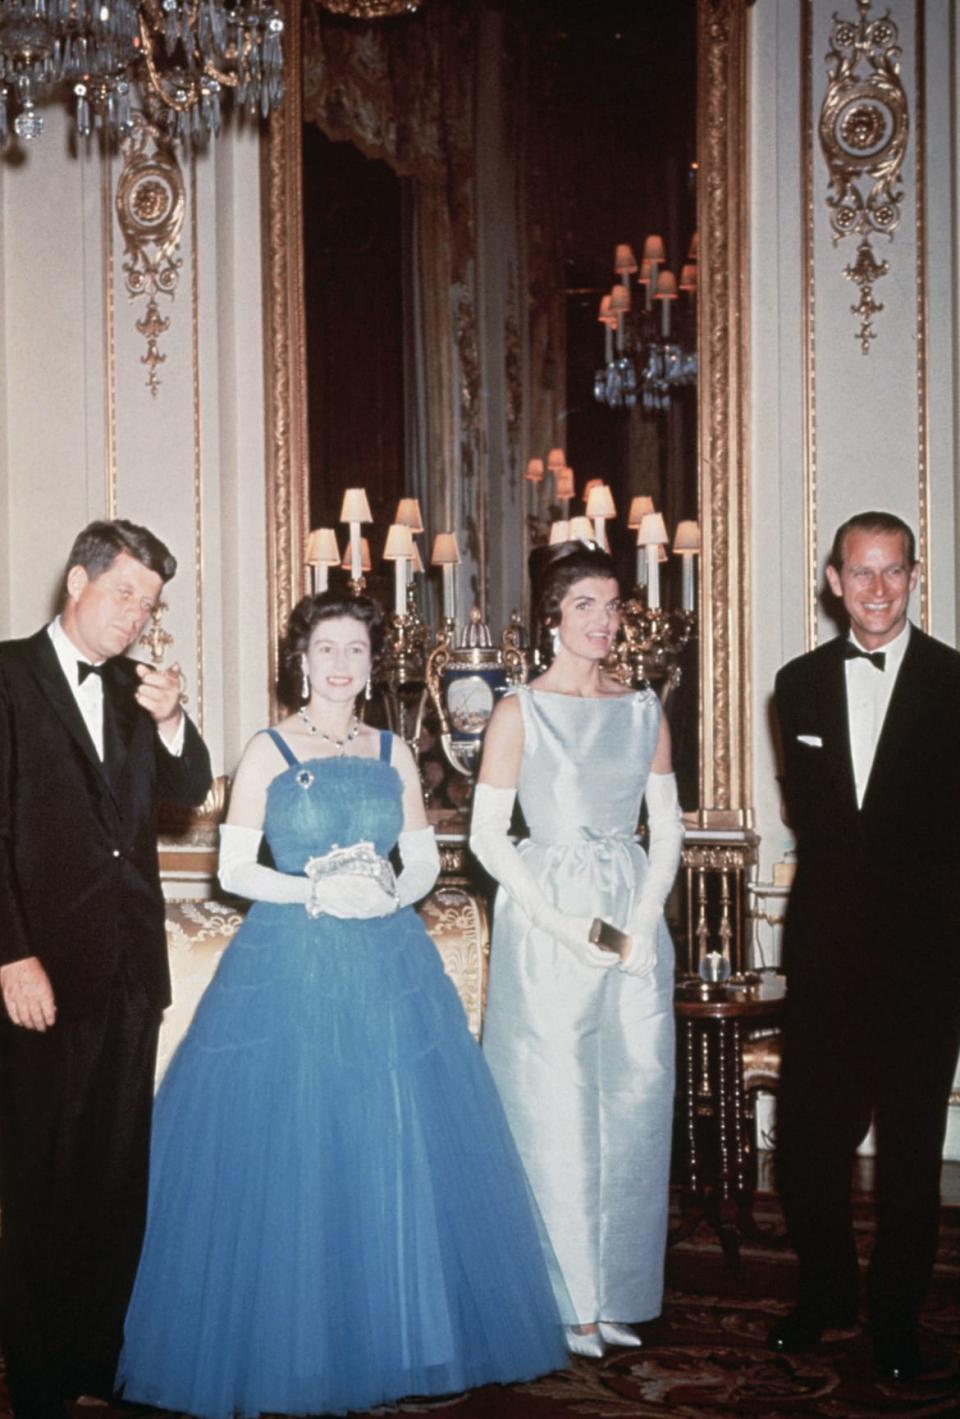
768,510,960,1380
0,519,212,1417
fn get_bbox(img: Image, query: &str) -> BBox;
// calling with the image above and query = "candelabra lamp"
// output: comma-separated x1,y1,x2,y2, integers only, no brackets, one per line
376,585,431,751
610,599,695,699
426,609,528,778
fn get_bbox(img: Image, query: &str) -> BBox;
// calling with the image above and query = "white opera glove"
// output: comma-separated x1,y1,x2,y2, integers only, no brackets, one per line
218,824,310,906
307,874,399,919
395,826,440,907
621,771,683,977
469,783,615,970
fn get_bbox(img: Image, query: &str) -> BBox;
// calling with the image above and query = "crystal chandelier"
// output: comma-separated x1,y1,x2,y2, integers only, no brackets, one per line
0,0,284,146
317,0,422,15
594,235,698,413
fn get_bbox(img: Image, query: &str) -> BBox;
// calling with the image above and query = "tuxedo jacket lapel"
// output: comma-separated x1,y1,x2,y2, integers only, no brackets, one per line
860,628,927,815
102,659,139,787
25,630,111,788
817,638,859,818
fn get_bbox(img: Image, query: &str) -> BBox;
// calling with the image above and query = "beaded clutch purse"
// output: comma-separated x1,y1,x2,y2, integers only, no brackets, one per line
304,841,397,919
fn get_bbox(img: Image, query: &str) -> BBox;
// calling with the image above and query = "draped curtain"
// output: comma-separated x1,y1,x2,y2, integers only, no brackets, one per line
301,0,566,627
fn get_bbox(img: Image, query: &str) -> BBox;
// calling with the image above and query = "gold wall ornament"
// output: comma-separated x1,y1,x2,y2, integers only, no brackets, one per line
818,0,909,352
115,115,185,396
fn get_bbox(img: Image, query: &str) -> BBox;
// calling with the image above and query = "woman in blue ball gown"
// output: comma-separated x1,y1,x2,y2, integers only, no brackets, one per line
116,592,568,1419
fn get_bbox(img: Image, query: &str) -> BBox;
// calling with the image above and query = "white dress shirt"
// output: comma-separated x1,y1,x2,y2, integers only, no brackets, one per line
47,617,184,760
845,620,910,808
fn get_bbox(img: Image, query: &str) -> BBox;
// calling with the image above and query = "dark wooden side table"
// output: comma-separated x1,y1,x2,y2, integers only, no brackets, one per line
672,971,786,1268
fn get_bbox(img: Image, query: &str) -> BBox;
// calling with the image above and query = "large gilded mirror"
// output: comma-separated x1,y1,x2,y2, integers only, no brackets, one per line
263,0,750,824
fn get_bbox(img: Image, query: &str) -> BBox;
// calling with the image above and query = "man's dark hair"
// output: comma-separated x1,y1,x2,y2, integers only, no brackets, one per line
829,511,917,573
66,519,177,584
280,591,384,708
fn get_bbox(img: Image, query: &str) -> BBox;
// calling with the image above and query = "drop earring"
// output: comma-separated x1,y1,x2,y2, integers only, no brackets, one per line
364,678,372,702
301,663,310,702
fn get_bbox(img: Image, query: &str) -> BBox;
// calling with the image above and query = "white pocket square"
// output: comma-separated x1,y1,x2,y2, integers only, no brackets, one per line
796,734,823,747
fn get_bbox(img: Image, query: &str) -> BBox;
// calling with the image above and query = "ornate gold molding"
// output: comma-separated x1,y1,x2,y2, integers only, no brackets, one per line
101,143,118,518
189,147,206,735
265,0,752,820
115,115,186,396
915,0,930,632
802,0,819,649
263,0,310,705
819,0,909,352
697,0,751,823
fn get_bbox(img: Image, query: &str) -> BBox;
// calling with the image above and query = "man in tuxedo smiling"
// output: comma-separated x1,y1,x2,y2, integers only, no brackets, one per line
769,510,960,1380
0,520,212,1417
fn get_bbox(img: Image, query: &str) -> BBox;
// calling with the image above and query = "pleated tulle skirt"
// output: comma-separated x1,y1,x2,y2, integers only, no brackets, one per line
116,902,568,1418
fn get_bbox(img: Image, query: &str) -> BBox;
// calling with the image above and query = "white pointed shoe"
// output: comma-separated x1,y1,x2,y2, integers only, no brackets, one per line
565,1325,606,1359
598,1321,643,1348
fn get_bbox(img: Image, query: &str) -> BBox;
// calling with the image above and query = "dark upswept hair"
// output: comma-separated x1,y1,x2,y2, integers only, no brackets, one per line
279,591,384,708
829,510,917,572
529,539,619,628
66,518,177,584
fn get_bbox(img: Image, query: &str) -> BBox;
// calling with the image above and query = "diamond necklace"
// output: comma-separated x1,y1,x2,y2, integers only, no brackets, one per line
297,707,361,755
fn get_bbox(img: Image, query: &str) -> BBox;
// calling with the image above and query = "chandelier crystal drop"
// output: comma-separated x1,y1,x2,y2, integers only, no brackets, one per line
0,0,284,147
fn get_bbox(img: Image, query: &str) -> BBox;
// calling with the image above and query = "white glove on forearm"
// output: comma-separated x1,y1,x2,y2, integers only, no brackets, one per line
395,826,440,907
218,824,310,905
308,873,399,919
622,771,683,976
469,783,614,969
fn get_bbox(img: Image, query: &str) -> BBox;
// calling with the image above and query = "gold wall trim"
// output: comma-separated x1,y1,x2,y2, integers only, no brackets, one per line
697,0,751,821
263,0,310,705
266,0,752,816
915,0,930,631
190,148,205,736
101,147,118,519
802,0,819,649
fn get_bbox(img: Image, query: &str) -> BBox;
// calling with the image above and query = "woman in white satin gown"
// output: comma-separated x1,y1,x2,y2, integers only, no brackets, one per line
470,540,683,1359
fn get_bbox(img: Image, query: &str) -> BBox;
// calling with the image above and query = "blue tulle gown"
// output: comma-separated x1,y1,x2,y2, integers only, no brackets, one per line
116,730,568,1419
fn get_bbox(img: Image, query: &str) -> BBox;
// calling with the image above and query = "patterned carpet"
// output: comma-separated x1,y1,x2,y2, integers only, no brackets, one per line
3,1189,958,1419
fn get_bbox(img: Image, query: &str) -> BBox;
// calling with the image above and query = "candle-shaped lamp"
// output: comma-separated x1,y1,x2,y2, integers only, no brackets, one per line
395,498,423,591
673,519,701,612
548,519,571,545
637,511,669,609
643,234,666,313
609,283,630,352
679,263,698,295
339,488,372,584
655,268,678,338
547,447,566,473
305,527,340,594
584,483,616,550
628,495,655,586
568,514,593,542
430,531,461,624
614,242,638,279
339,537,371,574
553,465,575,513
525,457,545,483
383,523,415,616
598,294,614,365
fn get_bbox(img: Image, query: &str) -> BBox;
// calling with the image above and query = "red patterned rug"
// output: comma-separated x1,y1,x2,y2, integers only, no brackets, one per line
3,1190,958,1418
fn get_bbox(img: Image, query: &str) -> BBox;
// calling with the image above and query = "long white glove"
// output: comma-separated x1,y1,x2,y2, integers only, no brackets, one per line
621,771,683,976
395,826,440,907
470,783,615,969
218,824,310,905
219,826,400,918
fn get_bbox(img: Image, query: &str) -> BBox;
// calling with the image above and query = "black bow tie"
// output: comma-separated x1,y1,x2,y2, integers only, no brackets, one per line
77,661,107,684
842,642,886,672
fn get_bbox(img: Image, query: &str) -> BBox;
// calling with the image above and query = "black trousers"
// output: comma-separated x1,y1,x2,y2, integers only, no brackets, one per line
777,977,960,1340
0,961,160,1414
